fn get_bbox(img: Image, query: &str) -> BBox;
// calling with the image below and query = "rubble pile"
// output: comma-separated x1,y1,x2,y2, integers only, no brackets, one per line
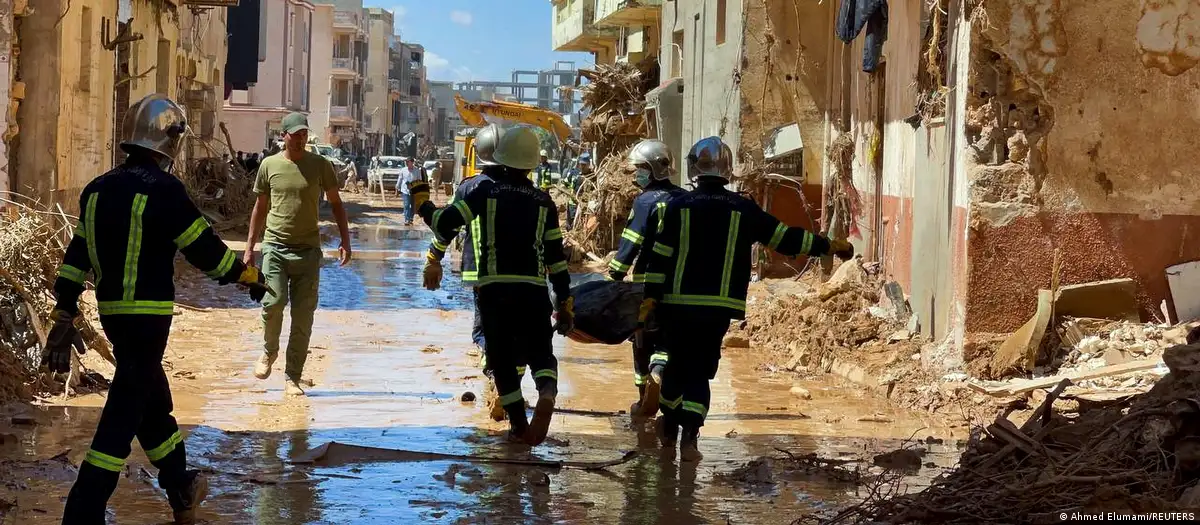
577,60,657,143
563,144,639,256
0,200,111,401
179,156,256,226
743,260,920,382
825,342,1200,524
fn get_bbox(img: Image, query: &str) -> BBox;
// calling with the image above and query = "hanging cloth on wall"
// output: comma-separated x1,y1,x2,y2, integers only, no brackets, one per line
835,0,889,73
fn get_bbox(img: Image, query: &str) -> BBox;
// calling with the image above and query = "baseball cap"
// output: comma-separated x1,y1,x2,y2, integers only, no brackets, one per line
282,112,310,134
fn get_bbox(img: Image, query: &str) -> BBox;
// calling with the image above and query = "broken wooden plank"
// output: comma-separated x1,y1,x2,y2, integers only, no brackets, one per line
981,359,1164,396
990,289,1053,376
1022,378,1072,432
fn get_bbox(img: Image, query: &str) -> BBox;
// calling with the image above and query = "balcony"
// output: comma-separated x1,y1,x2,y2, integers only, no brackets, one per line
333,11,359,32
332,57,358,78
329,106,354,124
388,79,401,94
551,0,619,53
595,0,662,27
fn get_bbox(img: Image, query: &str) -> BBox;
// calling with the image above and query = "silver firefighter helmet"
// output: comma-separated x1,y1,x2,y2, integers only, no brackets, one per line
628,139,674,188
120,94,188,168
474,124,500,166
685,136,733,182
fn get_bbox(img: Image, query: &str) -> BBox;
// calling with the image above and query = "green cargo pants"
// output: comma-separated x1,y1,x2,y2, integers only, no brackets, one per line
261,243,322,381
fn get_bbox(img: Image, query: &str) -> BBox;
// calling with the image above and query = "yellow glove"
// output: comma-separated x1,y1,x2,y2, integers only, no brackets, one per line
637,298,657,325
423,254,443,291
408,181,431,211
828,238,855,260
554,297,575,336
237,265,273,302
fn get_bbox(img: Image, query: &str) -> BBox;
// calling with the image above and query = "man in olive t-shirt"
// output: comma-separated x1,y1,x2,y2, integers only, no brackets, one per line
245,112,352,395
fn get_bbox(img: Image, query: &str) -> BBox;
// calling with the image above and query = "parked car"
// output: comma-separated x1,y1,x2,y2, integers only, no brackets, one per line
368,156,407,192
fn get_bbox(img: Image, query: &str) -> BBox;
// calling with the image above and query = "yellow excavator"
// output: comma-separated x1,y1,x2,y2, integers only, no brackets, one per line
452,94,573,184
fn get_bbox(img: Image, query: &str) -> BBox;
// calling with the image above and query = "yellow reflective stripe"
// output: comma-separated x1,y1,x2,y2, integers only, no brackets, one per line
768,222,788,251
633,373,647,386
609,259,631,272
635,273,666,284
548,260,568,274
122,194,149,301
85,449,126,472
206,249,236,278
486,198,497,276
720,211,741,297
650,352,669,365
173,217,210,249
85,193,102,285
655,202,668,234
672,209,691,294
662,294,747,311
58,265,87,284
659,394,683,410
97,300,176,316
453,199,474,223
653,242,674,257
533,369,558,381
470,217,483,280
74,220,87,239
431,237,448,251
543,228,562,241
801,231,814,254
476,275,546,286
516,366,527,376
498,389,524,406
144,430,183,462
682,401,708,417
462,270,479,282
621,228,644,245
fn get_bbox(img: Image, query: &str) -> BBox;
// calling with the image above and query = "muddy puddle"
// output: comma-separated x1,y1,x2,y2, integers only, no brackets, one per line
0,209,966,524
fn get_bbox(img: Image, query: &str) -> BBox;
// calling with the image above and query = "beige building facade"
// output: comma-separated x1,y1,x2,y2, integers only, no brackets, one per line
363,7,392,154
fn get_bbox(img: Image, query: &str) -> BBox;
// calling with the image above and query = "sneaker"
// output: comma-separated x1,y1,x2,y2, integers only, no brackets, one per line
284,378,306,396
167,470,208,525
680,428,702,463
656,416,678,449
254,353,276,380
525,385,557,446
639,370,662,418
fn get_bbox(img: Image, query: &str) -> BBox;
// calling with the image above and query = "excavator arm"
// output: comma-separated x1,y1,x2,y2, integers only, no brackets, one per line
455,94,573,143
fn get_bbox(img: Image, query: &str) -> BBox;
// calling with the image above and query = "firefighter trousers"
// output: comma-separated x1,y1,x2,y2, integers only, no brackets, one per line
62,315,188,523
477,283,557,423
631,330,669,392
657,307,732,430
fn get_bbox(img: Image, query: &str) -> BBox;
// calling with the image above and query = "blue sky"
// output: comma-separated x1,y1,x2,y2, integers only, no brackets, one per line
374,0,595,83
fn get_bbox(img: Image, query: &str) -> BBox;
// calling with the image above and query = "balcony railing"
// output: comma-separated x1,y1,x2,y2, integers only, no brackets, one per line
333,11,359,30
595,0,663,27
330,106,352,119
552,0,619,52
332,57,356,72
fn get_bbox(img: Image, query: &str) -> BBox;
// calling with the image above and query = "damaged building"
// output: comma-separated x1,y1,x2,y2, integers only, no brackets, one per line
731,0,1200,368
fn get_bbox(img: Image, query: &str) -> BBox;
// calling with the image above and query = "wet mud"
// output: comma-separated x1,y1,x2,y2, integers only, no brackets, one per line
0,196,966,524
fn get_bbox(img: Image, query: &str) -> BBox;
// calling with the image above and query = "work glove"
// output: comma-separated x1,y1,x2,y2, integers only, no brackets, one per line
408,181,431,211
635,298,658,350
236,265,273,303
553,297,575,336
41,309,80,374
829,238,855,260
423,254,443,291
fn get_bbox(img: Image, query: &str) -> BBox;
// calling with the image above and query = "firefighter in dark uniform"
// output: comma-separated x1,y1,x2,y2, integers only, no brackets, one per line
606,139,686,419
46,94,269,524
643,136,854,462
422,124,525,422
412,126,573,445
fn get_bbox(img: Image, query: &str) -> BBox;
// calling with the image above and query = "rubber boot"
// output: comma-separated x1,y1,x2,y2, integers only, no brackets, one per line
61,462,120,524
505,403,530,443
639,367,663,418
680,426,703,463
525,383,557,446
165,470,209,525
656,415,679,449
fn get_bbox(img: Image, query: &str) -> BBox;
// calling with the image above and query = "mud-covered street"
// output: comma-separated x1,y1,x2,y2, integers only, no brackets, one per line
0,196,964,524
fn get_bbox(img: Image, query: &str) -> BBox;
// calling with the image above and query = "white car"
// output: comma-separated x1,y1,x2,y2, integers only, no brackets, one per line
368,156,407,192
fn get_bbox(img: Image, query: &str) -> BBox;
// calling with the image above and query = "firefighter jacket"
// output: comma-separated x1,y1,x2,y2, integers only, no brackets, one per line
532,163,554,190
53,158,247,317
425,166,498,272
418,174,570,301
645,182,831,319
608,181,686,283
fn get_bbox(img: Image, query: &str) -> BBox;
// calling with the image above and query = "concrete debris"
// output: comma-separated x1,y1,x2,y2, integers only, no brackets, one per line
872,447,925,471
1053,278,1140,323
789,386,811,400
722,333,750,349
834,341,1200,523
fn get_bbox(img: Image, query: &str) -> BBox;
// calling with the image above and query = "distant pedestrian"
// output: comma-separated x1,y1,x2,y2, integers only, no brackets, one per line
245,112,353,396
396,157,419,225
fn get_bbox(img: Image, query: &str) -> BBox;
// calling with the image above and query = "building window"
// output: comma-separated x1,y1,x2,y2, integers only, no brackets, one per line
671,30,684,77
334,80,350,106
78,6,92,92
716,0,727,45
156,39,171,94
